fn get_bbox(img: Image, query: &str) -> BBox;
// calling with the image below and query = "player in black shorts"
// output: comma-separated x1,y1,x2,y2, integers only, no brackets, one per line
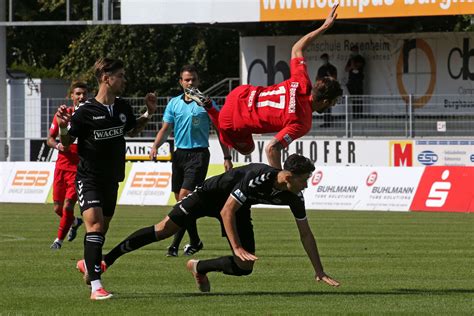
55,57,157,300
100,154,340,294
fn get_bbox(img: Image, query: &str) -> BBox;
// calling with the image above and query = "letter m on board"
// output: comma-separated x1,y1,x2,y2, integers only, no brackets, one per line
390,141,413,166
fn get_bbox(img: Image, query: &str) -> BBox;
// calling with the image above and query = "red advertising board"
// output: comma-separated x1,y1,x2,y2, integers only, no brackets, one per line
410,167,474,212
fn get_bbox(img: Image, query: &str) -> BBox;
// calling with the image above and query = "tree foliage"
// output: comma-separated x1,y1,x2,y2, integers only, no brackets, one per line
59,25,239,96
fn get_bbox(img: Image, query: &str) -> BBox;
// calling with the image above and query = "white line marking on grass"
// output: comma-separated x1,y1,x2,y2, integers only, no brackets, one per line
0,234,26,242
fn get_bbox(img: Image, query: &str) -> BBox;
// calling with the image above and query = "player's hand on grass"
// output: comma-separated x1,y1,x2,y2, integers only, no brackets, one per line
316,273,340,287
234,247,258,262
56,105,71,127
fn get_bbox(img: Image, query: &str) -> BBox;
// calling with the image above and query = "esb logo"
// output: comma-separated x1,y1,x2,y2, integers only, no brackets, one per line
12,170,50,186
130,172,171,188
410,167,474,212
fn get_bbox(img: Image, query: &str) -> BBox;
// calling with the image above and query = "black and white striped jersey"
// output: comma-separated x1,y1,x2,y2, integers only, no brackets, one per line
68,97,136,182
199,163,306,220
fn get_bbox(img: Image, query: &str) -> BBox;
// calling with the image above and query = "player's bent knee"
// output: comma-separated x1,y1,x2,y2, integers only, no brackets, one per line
223,256,254,276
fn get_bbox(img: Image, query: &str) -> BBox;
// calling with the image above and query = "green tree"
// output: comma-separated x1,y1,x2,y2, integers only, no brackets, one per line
59,25,239,96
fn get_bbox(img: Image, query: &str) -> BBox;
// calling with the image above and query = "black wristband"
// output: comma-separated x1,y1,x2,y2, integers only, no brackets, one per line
224,155,232,161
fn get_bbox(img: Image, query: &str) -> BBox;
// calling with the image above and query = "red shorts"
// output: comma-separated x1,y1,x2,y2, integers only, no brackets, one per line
52,168,77,202
219,86,255,155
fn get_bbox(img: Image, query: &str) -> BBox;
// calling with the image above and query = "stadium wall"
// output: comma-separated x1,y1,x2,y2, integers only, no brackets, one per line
1,137,473,212
240,32,474,113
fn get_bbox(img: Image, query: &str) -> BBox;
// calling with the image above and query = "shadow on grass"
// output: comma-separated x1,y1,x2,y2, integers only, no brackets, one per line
114,288,474,299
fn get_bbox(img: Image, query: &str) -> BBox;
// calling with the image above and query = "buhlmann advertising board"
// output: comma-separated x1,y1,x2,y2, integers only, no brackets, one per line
241,32,474,113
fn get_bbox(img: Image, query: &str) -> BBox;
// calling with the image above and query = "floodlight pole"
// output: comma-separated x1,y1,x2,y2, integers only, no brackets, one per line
0,0,7,160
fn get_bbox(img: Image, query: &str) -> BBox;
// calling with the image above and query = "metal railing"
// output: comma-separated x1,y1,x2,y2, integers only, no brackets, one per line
7,94,474,138
2,93,473,161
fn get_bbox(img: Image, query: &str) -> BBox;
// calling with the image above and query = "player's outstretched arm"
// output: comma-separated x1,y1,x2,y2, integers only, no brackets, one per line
295,218,340,287
128,92,157,137
291,4,338,59
220,196,258,262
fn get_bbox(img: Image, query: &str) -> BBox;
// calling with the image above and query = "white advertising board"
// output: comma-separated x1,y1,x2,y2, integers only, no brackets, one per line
241,32,474,113
209,137,391,166
0,162,55,203
304,166,425,211
118,162,173,206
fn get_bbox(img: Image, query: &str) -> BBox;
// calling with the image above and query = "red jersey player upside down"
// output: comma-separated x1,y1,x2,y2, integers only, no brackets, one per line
205,5,343,169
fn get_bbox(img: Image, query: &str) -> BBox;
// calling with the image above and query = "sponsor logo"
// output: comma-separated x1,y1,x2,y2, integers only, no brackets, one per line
417,150,438,166
470,154,474,163
192,116,200,126
288,82,298,113
93,126,124,140
425,170,451,207
119,113,127,123
93,115,106,120
233,189,247,203
396,39,436,108
248,90,257,109
371,186,414,194
366,171,377,186
448,38,474,81
390,141,413,166
311,171,323,185
247,46,290,85
12,170,50,186
316,186,358,193
283,134,293,145
130,171,171,188
88,200,100,204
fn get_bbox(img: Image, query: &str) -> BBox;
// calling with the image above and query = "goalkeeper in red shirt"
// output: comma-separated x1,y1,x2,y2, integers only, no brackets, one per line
186,5,342,169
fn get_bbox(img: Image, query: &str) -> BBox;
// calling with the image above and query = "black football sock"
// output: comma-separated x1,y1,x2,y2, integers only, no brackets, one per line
197,256,252,276
84,232,105,282
169,227,186,249
103,225,157,267
186,220,201,246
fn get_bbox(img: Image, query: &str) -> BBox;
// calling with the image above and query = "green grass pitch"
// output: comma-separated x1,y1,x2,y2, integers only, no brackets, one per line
0,203,472,314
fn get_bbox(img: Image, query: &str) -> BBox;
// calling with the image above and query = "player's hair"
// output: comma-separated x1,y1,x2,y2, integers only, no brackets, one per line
94,58,124,83
69,81,88,94
314,76,343,102
180,64,198,77
283,154,315,175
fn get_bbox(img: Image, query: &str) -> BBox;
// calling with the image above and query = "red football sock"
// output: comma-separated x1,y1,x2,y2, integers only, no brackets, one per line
57,210,75,240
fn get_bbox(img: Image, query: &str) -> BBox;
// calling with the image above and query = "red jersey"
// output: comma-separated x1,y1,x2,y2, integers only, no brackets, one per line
222,57,313,148
49,107,79,172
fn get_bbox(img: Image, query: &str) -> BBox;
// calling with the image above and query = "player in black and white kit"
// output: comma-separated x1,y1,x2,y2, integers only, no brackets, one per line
99,154,340,293
55,57,157,300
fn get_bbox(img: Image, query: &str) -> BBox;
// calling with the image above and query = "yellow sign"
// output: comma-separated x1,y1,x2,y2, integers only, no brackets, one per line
260,0,474,21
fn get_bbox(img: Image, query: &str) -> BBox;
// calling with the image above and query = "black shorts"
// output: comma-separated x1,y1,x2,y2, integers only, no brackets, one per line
168,192,255,253
75,176,119,217
172,148,210,193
